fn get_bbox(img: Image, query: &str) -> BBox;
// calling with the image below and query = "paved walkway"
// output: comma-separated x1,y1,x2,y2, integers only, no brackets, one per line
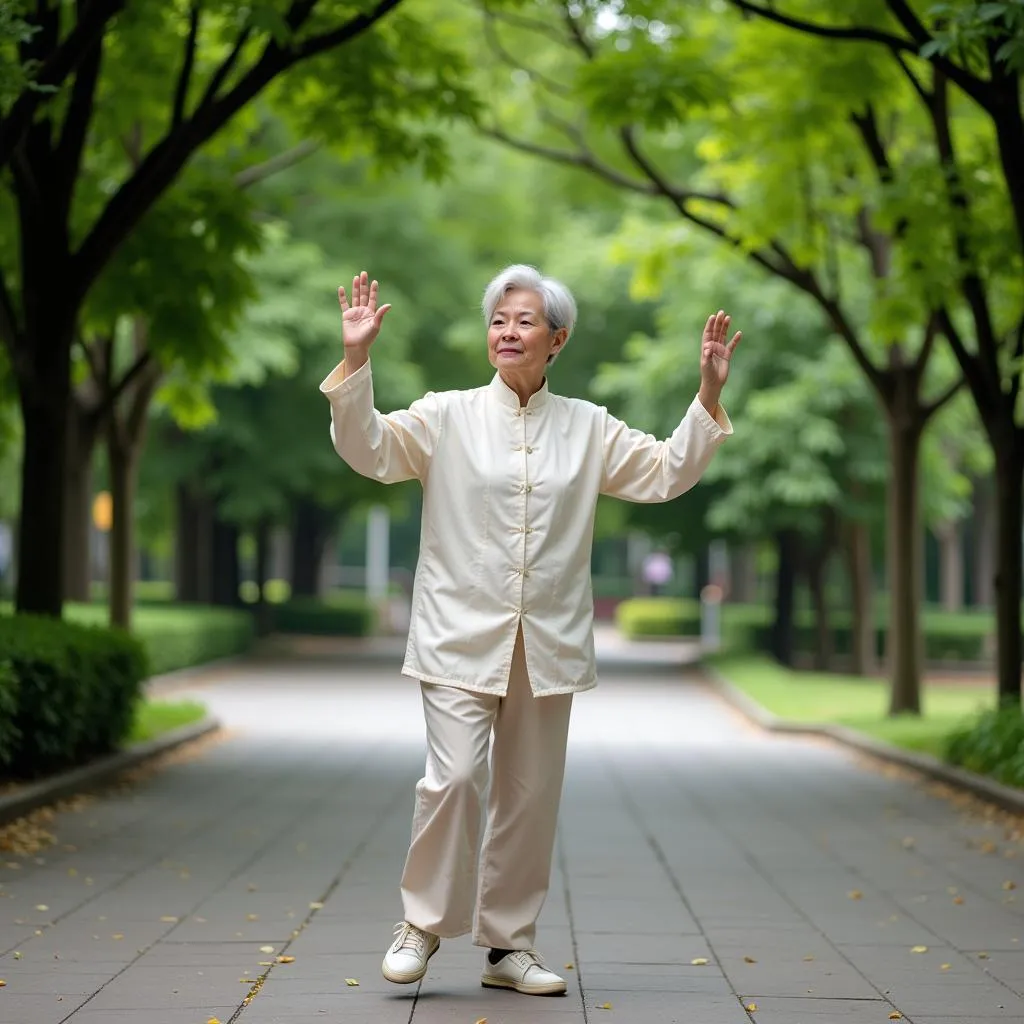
0,636,1022,1024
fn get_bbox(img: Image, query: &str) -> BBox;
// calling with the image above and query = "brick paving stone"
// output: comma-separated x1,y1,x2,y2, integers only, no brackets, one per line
0,635,1018,1024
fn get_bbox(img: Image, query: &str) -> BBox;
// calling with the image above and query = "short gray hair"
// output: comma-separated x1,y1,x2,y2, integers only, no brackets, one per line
482,265,578,359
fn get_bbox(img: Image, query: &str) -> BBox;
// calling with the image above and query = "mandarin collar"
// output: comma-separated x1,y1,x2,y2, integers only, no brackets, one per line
488,372,550,411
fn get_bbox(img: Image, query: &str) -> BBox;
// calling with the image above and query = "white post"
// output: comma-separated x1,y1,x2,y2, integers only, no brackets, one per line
366,504,390,604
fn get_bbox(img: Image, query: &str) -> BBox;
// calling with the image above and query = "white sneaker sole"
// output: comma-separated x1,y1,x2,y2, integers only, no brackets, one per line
481,973,567,996
381,942,439,984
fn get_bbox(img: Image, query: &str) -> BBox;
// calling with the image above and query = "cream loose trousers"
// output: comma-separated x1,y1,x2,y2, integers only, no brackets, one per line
400,628,573,949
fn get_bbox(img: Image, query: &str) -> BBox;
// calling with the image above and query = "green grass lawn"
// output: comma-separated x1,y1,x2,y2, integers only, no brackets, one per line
127,700,208,744
709,653,994,758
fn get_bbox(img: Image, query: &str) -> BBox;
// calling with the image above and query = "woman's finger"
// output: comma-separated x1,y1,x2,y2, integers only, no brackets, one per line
727,331,742,353
374,303,392,327
338,286,349,313
368,279,379,312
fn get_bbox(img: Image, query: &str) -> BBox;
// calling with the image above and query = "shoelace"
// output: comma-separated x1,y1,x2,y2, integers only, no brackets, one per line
508,949,545,971
393,922,427,955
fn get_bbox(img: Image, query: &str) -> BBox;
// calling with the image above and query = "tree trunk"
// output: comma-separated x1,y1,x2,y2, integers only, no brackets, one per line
771,528,799,667
290,497,329,599
254,517,272,636
107,431,141,630
15,340,74,616
807,550,832,672
844,518,876,676
991,439,1024,705
174,483,214,604
886,415,924,715
970,473,995,608
936,520,964,613
63,406,102,603
729,543,758,604
211,517,241,607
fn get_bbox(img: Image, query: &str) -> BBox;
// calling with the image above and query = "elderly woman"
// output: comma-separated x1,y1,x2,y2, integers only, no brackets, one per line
320,265,738,997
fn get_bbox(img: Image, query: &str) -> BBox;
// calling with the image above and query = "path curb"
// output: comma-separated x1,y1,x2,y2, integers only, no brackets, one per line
0,716,221,827
702,663,1024,816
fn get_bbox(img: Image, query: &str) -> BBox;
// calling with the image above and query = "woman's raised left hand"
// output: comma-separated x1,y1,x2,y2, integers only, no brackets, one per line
700,310,741,395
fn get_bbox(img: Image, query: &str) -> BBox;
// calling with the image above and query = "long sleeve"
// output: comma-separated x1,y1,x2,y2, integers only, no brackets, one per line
599,395,733,502
319,358,443,484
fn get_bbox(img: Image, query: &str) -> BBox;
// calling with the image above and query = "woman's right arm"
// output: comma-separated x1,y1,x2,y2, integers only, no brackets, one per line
319,270,440,483
319,359,441,484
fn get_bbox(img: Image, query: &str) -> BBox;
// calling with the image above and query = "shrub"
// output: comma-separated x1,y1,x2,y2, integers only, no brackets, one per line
128,606,255,676
615,598,701,638
945,705,1024,788
0,614,148,779
270,594,376,636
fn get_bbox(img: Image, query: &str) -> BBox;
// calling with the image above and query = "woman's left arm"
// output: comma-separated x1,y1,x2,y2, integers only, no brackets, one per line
600,399,732,502
600,310,740,503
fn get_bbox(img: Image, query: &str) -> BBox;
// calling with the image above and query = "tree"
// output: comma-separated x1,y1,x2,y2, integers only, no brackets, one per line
476,0,967,711
715,2,1023,700
0,0,476,617
595,237,889,673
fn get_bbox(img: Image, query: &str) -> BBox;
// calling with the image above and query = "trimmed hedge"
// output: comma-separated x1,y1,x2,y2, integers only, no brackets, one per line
945,706,1024,788
270,595,376,636
615,598,995,663
0,614,148,779
127,606,256,676
615,598,700,638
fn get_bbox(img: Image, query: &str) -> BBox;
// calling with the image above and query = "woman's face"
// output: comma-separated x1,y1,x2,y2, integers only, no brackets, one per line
487,288,567,376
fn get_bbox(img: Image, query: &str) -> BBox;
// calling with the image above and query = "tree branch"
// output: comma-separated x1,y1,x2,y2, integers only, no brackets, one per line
0,0,126,171
72,0,404,304
234,139,320,189
172,4,201,128
56,26,105,196
196,25,252,110
922,376,964,419
481,6,570,98
725,0,994,110
727,1,914,50
481,125,663,198
96,349,154,423
612,125,886,393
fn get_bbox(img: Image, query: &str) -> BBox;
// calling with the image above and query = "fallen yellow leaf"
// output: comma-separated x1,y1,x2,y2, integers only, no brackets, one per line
888,1013,902,1020
911,946,928,954
345,978,359,986
978,951,990,959
953,896,965,905
848,890,863,900
565,962,575,970
743,956,757,964
35,904,48,912
745,1002,758,1012
1003,881,1017,891
207,1019,220,1024
803,955,815,962
597,1003,612,1010
940,963,952,971
276,955,295,964
258,961,273,967
247,914,259,921
0,980,6,987
12,952,20,960
259,945,274,953
160,916,178,923
112,934,124,941
691,958,709,966
310,901,324,909
475,1019,487,1024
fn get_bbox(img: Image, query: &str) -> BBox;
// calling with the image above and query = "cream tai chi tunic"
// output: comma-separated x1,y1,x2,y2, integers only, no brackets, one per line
320,359,732,697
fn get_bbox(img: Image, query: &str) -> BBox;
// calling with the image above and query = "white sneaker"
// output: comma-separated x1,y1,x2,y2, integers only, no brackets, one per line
381,921,440,984
481,949,567,995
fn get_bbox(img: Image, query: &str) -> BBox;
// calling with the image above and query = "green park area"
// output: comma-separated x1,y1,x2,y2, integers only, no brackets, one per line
0,3,1022,790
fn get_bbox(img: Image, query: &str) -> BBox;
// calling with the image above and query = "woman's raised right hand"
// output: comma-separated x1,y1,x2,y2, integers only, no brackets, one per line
338,271,392,353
